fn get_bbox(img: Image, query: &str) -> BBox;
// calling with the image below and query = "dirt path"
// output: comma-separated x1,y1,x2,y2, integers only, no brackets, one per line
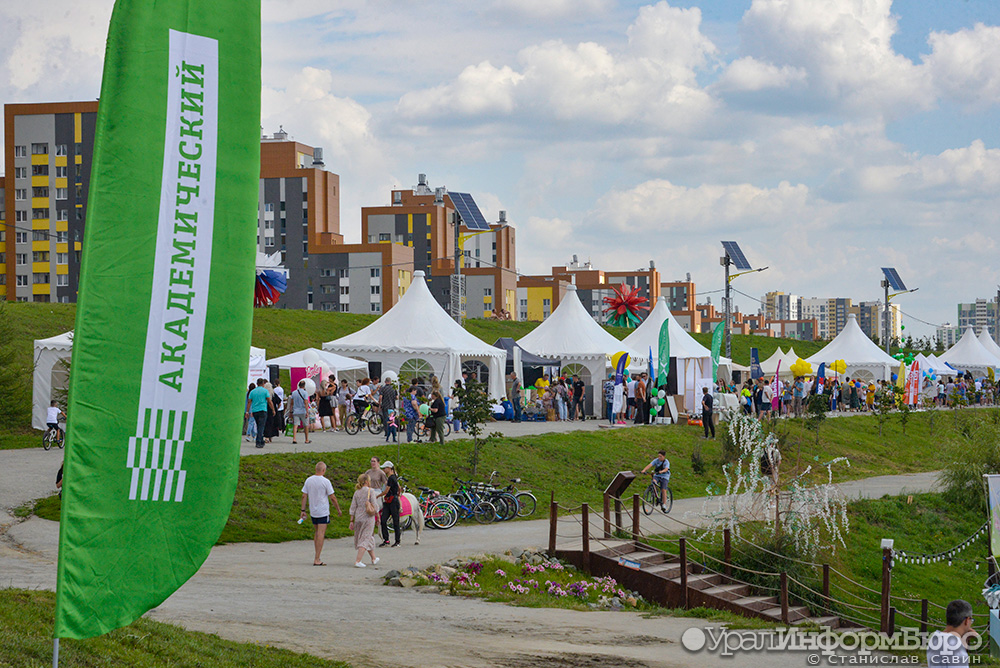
0,470,941,667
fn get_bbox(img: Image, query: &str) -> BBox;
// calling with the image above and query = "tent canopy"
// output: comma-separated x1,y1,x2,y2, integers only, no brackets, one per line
759,347,787,376
323,271,506,399
266,347,367,372
978,328,1000,362
493,338,561,367
938,326,1000,373
622,296,711,360
805,314,898,381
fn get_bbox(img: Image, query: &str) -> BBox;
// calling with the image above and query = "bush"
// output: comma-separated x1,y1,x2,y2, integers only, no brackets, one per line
691,445,706,476
940,413,1000,513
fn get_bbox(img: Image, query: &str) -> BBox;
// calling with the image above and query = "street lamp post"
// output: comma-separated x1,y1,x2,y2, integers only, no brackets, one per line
451,213,510,324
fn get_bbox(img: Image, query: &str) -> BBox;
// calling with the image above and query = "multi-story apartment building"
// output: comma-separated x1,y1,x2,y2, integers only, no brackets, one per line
360,174,517,319
3,102,98,302
801,297,853,340
516,275,570,321
661,275,695,312
762,291,800,321
937,323,960,348
957,298,998,339
765,319,818,340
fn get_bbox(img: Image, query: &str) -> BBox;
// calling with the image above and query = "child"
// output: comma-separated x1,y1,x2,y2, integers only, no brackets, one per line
385,409,398,443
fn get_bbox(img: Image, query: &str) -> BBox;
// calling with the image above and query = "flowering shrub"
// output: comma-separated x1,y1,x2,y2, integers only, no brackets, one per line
429,572,450,584
505,581,530,595
494,569,506,577
466,561,483,576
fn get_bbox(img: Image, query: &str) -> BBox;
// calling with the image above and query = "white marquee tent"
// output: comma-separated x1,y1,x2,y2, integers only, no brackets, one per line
805,314,898,381
33,331,265,430
322,271,506,399
978,328,1000,363
265,348,367,373
759,347,793,379
621,296,731,410
517,284,643,416
938,326,1000,377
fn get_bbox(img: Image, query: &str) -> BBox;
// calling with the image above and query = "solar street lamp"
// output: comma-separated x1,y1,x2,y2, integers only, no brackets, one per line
880,267,917,354
720,241,768,358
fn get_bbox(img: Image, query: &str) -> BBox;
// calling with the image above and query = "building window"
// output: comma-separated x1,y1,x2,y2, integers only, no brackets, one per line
57,210,68,222
15,211,27,223
15,189,26,201
76,164,82,179
543,299,551,307
33,251,50,263
378,233,391,242
339,268,348,278
76,185,83,202
55,165,67,178
371,303,381,313
370,268,380,278
265,237,275,247
321,285,335,294
321,302,335,312
264,202,274,213
484,288,492,296
56,274,69,287
32,164,49,177
16,232,28,244
33,187,49,198
340,286,349,295
33,209,48,219
370,285,380,295
31,143,48,155
56,253,68,264
14,166,26,179
76,209,83,220
55,188,68,201
15,145,26,158
55,144,67,156
33,273,50,284
32,231,47,241
16,275,29,287
340,303,349,313
520,299,527,307
75,143,83,155
264,220,274,230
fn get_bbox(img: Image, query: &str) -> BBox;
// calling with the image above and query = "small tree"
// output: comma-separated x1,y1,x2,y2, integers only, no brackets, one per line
874,385,895,437
455,380,493,477
894,385,912,434
804,393,827,444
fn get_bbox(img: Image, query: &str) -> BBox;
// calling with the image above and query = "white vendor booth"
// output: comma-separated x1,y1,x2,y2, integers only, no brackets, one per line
322,271,506,400
805,314,897,382
938,327,1000,378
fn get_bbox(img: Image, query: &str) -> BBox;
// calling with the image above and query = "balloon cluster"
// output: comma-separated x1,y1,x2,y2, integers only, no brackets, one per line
789,358,813,378
892,352,915,364
829,359,846,374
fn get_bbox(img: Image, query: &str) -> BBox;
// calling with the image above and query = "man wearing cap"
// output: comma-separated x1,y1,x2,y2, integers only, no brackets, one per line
377,461,401,547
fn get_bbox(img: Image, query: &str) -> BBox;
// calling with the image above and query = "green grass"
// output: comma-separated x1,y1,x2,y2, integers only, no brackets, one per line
0,589,349,668
30,410,996,545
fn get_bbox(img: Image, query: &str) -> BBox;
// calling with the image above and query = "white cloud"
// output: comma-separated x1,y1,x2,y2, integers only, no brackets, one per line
855,140,1000,198
924,23,1000,110
397,62,524,119
491,0,612,21
716,56,807,92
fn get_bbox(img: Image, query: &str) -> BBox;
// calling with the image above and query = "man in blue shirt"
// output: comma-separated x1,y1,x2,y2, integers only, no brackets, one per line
641,450,671,513
245,378,274,449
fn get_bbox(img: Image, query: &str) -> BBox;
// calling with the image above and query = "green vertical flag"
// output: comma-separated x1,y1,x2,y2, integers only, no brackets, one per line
711,321,725,383
657,318,670,387
55,0,260,640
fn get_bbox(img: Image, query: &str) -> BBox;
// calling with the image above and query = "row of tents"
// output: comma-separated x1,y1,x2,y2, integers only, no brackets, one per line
31,269,1000,428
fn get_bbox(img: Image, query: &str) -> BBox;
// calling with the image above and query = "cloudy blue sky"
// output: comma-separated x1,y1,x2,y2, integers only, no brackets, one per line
4,1,1000,337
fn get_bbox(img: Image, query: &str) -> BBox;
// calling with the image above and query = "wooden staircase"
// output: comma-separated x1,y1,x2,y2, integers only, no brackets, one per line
556,540,863,630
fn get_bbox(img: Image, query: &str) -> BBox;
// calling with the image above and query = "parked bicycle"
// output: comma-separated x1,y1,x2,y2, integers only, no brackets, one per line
396,476,458,530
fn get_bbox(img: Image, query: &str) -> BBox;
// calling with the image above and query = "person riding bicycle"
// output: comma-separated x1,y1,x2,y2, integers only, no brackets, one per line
46,400,65,441
641,449,671,513
353,378,373,417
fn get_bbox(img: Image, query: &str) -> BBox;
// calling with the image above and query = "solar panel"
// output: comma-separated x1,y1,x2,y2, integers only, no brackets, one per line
449,192,491,231
721,241,752,271
881,267,906,291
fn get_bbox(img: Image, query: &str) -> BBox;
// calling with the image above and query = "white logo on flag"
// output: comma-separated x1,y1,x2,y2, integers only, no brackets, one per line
127,30,218,502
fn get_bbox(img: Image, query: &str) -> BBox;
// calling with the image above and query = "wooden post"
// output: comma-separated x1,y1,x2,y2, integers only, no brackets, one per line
888,607,896,635
582,503,590,571
780,572,789,624
822,564,830,600
723,528,732,578
614,497,623,535
679,537,689,609
548,494,557,556
920,599,929,634
632,493,640,541
603,493,611,540
881,547,892,635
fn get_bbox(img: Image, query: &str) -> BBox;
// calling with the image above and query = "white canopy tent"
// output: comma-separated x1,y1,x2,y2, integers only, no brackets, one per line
759,347,792,379
517,284,643,417
322,271,506,400
938,327,1000,377
805,314,898,382
621,296,731,410
34,332,266,430
978,328,1000,363
265,348,367,373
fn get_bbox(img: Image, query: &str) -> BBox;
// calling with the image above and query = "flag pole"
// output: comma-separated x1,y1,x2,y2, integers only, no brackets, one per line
52,638,59,667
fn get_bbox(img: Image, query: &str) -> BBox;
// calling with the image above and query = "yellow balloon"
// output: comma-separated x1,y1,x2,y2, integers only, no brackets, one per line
790,358,813,378
831,359,847,374
611,351,630,369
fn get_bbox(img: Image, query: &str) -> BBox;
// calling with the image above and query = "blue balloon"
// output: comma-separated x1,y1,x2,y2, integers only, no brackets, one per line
891,374,898,382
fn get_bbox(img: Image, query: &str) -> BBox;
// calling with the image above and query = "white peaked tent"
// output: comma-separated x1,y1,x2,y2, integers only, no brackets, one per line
938,327,1000,377
322,271,506,399
978,328,1000,363
33,332,266,430
266,348,367,373
784,347,802,366
805,314,898,381
759,348,786,376
517,284,642,416
621,296,729,409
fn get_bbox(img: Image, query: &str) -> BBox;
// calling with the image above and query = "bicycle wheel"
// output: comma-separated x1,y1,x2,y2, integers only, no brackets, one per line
427,500,458,529
400,515,413,531
443,421,452,437
663,486,673,514
473,501,497,524
641,484,657,515
344,414,360,435
366,413,384,435
514,492,536,517
42,431,52,451
495,493,519,521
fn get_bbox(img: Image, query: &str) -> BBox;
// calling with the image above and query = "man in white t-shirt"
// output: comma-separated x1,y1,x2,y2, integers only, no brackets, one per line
299,461,342,566
46,400,65,439
926,599,976,666
626,377,637,419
